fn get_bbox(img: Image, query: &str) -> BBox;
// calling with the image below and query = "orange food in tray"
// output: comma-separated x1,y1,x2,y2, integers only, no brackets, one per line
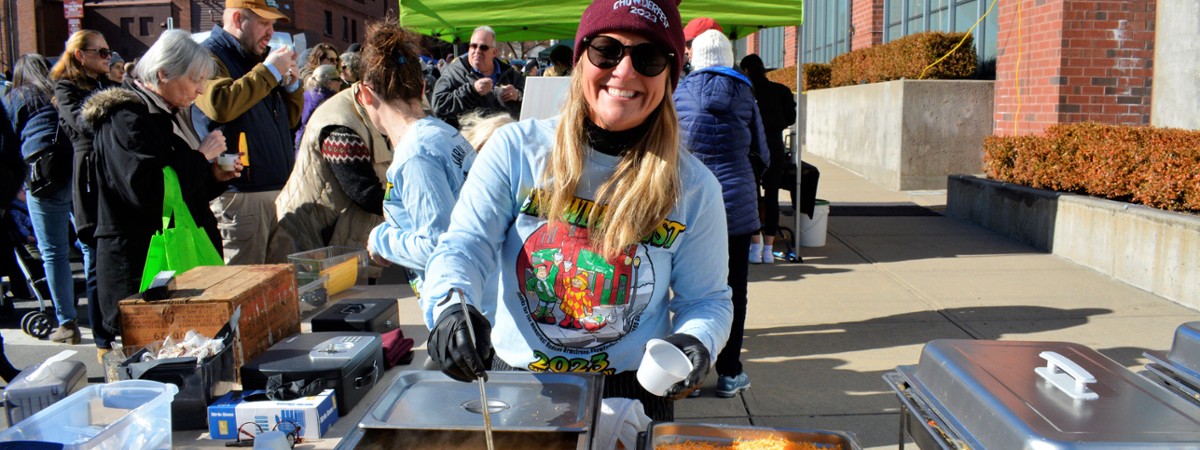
656,435,836,450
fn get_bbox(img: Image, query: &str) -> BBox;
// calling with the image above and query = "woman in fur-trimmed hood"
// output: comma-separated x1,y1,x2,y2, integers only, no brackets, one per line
82,30,240,339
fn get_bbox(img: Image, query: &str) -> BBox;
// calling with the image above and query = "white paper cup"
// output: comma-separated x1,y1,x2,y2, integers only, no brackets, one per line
637,338,693,396
217,154,237,171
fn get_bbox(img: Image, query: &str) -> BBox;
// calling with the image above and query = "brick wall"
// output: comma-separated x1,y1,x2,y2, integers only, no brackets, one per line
292,0,389,53
994,0,1156,136
851,0,883,51
784,26,796,67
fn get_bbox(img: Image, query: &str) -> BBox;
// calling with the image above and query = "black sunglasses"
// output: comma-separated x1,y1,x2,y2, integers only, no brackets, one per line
82,48,112,59
468,42,491,52
583,36,673,77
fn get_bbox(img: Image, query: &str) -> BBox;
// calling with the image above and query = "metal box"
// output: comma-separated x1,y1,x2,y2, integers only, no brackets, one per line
885,339,1200,450
644,422,862,450
1144,321,1200,406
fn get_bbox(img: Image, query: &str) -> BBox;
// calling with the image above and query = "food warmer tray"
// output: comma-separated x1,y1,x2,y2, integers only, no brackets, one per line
1144,321,1200,406
884,339,1200,450
641,422,862,450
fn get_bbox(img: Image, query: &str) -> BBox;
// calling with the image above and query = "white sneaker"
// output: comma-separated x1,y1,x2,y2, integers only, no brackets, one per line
748,243,763,264
761,245,775,264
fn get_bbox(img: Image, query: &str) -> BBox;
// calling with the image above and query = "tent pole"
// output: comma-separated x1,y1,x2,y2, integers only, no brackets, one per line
793,23,803,261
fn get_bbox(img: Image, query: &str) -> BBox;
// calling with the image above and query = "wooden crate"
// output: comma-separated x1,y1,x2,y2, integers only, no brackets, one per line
119,264,301,377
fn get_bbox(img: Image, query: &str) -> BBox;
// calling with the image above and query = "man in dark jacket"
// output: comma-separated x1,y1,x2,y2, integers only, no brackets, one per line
431,26,525,129
194,0,302,264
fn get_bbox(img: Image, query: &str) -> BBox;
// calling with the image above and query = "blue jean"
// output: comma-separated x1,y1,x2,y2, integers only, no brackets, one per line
27,185,77,325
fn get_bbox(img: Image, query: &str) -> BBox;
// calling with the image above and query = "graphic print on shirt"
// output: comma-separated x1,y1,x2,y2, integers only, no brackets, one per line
516,189,687,354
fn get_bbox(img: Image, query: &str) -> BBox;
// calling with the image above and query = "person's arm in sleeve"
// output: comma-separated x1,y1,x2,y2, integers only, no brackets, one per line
284,83,304,129
781,83,797,128
193,57,282,123
98,111,178,214
321,127,384,215
368,154,457,270
666,170,734,360
431,71,482,125
419,127,519,329
749,95,770,173
54,82,88,140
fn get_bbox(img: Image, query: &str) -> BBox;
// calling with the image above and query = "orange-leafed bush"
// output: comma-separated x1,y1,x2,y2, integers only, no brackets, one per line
984,123,1200,212
765,66,797,92
830,31,976,87
801,63,830,91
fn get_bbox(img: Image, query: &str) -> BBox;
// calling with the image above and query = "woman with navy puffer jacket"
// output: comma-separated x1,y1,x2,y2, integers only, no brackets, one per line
673,28,769,399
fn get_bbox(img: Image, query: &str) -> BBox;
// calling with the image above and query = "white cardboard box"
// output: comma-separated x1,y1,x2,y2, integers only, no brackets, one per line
208,389,338,440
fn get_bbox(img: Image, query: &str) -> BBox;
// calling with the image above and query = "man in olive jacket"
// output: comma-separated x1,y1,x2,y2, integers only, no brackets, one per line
194,0,303,264
432,26,525,129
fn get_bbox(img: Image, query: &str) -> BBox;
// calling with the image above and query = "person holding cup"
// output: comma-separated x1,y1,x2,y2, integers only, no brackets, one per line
83,29,241,350
422,0,733,421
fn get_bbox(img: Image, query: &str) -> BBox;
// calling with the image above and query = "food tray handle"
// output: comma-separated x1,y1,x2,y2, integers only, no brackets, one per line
1035,351,1099,400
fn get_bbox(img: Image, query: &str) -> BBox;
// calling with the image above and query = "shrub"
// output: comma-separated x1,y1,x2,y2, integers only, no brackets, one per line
984,123,1200,212
830,31,977,87
765,66,797,92
801,63,830,91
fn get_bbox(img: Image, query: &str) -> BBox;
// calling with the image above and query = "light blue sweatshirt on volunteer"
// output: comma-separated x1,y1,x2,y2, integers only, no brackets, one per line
369,116,476,295
421,117,734,375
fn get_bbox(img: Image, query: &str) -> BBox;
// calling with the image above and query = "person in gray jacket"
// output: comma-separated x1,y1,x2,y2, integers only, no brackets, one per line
431,26,524,129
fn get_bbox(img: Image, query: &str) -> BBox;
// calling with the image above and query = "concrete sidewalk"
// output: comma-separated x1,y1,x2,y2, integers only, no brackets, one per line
0,154,1195,449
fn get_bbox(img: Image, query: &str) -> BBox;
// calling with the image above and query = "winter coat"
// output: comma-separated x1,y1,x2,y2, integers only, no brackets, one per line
56,76,116,244
295,85,337,147
431,56,525,128
673,66,770,236
5,86,66,160
749,76,796,165
82,84,225,247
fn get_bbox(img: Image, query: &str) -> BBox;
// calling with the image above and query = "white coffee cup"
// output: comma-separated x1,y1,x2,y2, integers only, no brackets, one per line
217,154,237,171
637,338,693,396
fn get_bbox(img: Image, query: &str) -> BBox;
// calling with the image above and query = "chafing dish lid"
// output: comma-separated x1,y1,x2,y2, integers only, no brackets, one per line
358,370,601,432
896,339,1200,449
1146,321,1200,385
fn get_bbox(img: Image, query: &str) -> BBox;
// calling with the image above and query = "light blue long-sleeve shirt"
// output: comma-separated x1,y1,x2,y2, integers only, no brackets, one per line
369,117,475,293
421,117,733,374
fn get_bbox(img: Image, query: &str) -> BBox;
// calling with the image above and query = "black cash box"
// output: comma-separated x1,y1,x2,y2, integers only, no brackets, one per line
311,298,399,334
240,332,384,416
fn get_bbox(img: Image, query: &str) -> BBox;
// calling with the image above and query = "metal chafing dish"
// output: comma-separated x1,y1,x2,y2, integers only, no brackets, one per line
642,422,862,449
336,370,603,450
1144,321,1200,406
884,339,1200,450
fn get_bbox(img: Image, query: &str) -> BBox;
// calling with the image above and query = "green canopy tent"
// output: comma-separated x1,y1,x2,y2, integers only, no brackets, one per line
400,0,811,261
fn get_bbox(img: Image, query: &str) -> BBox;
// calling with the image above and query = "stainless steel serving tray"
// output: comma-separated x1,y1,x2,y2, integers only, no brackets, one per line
1145,322,1200,396
358,370,602,432
644,422,862,450
893,339,1200,450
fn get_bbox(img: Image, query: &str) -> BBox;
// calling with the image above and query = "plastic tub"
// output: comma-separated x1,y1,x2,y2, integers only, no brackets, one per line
798,199,830,247
288,246,369,294
0,380,178,449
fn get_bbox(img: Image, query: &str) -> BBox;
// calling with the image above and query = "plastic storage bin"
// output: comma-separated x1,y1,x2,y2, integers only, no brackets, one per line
117,343,236,429
288,246,368,295
0,380,178,450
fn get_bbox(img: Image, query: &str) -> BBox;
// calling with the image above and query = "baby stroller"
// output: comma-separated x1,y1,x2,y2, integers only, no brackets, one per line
10,240,87,339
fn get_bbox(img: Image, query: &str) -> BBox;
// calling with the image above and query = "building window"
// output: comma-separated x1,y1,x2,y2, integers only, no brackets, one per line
757,27,785,69
883,0,998,77
351,20,358,43
342,17,349,41
139,17,153,36
120,17,134,37
324,11,333,36
801,0,849,64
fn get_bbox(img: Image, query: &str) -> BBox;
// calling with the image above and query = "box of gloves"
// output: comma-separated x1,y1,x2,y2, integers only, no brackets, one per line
208,389,338,440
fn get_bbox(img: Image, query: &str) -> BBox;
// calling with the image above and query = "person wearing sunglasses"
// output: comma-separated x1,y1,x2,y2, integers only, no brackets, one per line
431,25,525,129
50,29,120,361
673,29,769,400
422,0,732,424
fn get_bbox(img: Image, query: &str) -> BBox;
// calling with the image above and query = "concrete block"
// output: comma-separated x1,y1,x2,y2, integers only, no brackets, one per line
946,175,1060,251
1152,0,1200,130
805,80,993,190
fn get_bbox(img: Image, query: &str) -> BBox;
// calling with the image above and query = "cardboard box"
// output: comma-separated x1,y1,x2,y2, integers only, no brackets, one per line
207,389,338,440
119,265,301,380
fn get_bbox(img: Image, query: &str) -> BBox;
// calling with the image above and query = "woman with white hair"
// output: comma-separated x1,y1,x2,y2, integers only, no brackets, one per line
82,29,241,337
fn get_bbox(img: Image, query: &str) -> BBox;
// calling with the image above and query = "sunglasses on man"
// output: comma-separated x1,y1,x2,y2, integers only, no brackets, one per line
469,42,491,52
583,36,673,77
82,47,112,59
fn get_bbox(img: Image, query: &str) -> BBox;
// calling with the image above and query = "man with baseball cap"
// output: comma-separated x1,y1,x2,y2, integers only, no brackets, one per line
193,0,302,264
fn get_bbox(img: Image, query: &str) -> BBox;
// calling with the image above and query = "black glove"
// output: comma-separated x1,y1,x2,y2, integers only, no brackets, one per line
427,303,494,382
661,333,710,400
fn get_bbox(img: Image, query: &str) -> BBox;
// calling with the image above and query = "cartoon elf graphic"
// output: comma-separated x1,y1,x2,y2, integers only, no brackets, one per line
559,271,591,329
526,263,558,324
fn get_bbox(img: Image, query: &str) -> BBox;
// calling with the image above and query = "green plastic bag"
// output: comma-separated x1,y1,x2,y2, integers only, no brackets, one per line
139,167,224,292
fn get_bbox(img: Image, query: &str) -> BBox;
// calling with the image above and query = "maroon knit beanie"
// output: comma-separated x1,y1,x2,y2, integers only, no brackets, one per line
574,0,685,87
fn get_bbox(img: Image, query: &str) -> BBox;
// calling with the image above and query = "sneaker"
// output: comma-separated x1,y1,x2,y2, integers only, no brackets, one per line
48,322,81,345
761,245,775,264
716,372,751,398
748,243,763,264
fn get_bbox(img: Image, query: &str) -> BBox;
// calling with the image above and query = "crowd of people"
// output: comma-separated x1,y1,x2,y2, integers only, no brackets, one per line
0,0,799,424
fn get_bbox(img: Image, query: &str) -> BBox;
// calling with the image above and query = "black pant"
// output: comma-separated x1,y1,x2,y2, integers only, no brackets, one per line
715,233,751,377
490,358,674,421
95,234,150,341
760,153,786,236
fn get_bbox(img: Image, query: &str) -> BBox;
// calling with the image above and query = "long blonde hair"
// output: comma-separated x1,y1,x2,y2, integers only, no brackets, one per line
538,68,681,259
50,30,104,84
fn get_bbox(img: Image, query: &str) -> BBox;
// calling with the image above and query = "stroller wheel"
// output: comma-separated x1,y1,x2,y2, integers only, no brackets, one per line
20,310,37,334
24,312,53,339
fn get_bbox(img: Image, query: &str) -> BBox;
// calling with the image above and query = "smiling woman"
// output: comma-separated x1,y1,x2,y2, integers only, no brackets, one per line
420,0,734,429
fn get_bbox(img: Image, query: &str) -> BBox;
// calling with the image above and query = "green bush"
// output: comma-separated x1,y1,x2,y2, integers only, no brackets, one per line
984,123,1200,212
829,31,977,87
